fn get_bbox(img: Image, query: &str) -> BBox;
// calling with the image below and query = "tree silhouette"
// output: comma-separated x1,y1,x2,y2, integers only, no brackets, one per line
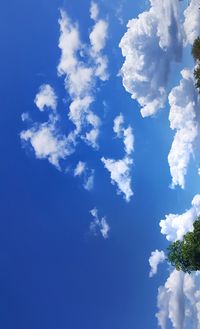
192,37,200,62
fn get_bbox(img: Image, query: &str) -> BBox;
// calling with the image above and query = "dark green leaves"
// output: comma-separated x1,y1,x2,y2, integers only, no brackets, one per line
167,217,200,274
192,37,200,92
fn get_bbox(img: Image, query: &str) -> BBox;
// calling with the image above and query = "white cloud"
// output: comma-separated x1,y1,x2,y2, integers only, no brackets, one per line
113,114,134,155
102,115,134,201
74,161,86,176
21,121,75,169
113,113,124,137
89,19,108,53
168,69,199,189
21,112,30,122
57,9,109,149
198,168,200,176
123,126,134,155
83,170,94,191
34,84,57,112
89,13,109,81
119,0,183,117
159,194,200,242
89,208,110,239
156,269,200,329
21,6,110,188
74,161,94,191
84,111,101,149
183,0,200,45
57,10,80,77
149,250,166,278
90,1,99,21
101,156,133,202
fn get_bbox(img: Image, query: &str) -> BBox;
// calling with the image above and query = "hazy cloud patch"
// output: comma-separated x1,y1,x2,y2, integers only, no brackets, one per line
90,208,110,239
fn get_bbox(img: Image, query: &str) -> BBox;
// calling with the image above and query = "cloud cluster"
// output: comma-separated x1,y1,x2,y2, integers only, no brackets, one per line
74,161,94,191
90,208,110,239
149,250,166,278
156,269,200,329
168,69,199,189
89,5,108,81
57,5,108,148
119,0,183,117
183,0,200,45
21,85,75,169
21,3,109,185
102,114,134,202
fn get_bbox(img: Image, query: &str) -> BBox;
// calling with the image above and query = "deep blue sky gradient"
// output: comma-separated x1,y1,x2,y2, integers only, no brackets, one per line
0,1,200,329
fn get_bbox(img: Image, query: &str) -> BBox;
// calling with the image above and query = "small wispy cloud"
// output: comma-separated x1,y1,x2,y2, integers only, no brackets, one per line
102,114,134,202
113,113,134,155
89,208,110,239
74,161,94,191
89,7,109,82
149,250,166,278
102,156,133,202
90,1,99,21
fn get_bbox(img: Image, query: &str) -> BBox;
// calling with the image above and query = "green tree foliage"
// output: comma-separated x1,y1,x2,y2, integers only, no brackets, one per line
192,37,200,62
194,66,200,90
167,218,200,273
192,37,200,92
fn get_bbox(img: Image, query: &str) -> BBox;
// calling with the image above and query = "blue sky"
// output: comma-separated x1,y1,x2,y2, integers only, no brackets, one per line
1,0,200,328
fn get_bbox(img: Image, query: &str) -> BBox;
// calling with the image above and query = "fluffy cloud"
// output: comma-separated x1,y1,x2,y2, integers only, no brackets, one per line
113,114,134,155
113,113,124,137
101,156,133,202
149,250,166,278
123,127,134,155
160,194,200,242
90,208,110,239
119,0,183,117
156,269,200,329
168,69,199,189
21,82,75,170
74,161,94,191
21,120,75,169
89,19,108,53
34,84,57,111
22,5,109,175
57,8,108,149
102,114,134,201
183,0,200,45
90,1,99,21
89,3,109,81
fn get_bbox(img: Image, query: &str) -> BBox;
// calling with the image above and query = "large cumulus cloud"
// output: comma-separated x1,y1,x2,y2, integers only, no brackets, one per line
119,0,183,117
168,69,199,189
156,269,200,329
